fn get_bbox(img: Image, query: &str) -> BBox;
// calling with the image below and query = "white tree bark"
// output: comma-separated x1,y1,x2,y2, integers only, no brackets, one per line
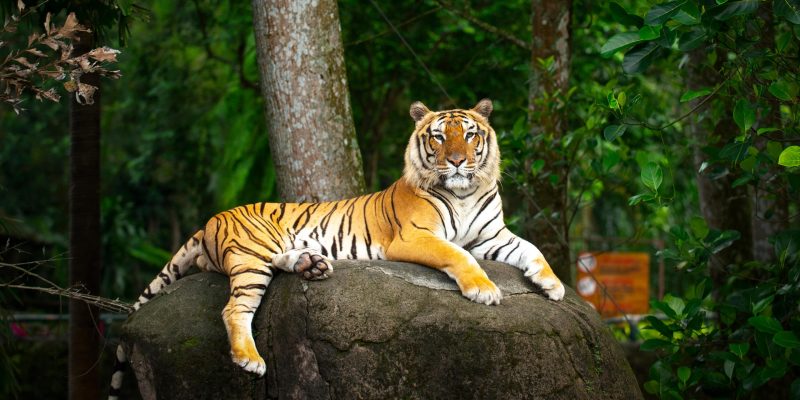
252,0,365,202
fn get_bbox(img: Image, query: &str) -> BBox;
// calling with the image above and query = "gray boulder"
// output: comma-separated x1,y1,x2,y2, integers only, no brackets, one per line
121,260,642,400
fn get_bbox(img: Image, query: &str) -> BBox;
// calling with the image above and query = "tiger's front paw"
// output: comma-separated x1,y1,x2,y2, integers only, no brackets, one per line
459,274,502,305
231,348,266,377
525,258,565,301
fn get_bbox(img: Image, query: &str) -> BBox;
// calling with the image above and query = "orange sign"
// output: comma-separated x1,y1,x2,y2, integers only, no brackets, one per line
576,252,650,318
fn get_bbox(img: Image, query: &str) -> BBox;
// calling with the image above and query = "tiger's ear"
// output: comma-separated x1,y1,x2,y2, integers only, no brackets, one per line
409,101,431,123
472,98,493,119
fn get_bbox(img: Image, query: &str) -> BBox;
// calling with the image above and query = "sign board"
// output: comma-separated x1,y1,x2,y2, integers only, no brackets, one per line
576,252,650,318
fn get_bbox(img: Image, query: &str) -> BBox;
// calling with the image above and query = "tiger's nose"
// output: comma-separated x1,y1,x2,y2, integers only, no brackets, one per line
447,154,466,167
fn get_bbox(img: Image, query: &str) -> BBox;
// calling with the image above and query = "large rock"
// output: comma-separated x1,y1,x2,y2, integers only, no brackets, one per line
121,260,642,400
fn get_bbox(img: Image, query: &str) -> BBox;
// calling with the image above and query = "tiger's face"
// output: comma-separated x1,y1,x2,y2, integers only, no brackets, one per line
404,99,500,191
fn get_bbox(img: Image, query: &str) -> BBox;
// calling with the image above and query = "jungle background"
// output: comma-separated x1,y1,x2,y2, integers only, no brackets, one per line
1,0,799,399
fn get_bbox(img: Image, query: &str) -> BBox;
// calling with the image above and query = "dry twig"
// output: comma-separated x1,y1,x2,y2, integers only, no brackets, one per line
0,259,133,314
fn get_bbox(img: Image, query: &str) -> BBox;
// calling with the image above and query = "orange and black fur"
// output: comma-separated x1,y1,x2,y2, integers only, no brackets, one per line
108,99,564,398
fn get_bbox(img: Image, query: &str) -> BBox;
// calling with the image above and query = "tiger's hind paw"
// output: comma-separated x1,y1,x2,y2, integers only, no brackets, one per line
273,249,332,280
296,252,332,280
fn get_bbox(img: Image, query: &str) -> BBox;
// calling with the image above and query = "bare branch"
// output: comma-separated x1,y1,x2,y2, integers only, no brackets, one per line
435,0,531,51
1,283,133,314
1,257,133,314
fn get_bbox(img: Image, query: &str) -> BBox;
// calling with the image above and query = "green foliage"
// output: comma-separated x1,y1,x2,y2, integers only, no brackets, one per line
641,229,800,399
779,146,800,167
603,1,800,397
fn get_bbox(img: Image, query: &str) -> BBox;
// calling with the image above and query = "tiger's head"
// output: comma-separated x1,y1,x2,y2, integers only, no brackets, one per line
403,99,500,191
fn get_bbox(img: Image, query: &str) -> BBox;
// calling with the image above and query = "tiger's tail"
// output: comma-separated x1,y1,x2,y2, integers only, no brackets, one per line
108,230,206,400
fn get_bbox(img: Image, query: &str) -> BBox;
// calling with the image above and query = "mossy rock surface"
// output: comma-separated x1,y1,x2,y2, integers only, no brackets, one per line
121,260,642,400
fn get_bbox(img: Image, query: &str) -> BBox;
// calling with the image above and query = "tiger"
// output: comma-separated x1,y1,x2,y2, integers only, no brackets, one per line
108,99,565,399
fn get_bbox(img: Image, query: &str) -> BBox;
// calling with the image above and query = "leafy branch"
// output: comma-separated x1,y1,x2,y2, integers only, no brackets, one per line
1,2,121,113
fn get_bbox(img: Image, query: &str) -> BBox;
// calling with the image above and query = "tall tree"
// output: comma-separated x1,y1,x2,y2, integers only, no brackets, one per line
68,30,101,400
687,47,753,280
750,2,788,262
527,0,573,284
251,0,366,202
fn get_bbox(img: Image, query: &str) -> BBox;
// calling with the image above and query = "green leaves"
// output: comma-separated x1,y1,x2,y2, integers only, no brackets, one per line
651,295,685,319
730,343,750,359
601,32,643,57
678,29,706,51
689,216,709,239
677,367,691,385
748,316,783,335
628,193,654,205
643,380,659,394
707,230,741,254
603,124,627,141
774,331,800,349
530,159,545,175
768,79,798,101
609,2,644,26
713,0,760,20
638,25,662,40
774,0,800,24
645,1,687,25
641,162,663,191
778,146,800,167
769,81,792,101
733,99,756,133
724,359,736,379
644,315,673,338
679,87,712,103
622,42,660,74
641,338,675,351
599,3,800,399
673,2,701,25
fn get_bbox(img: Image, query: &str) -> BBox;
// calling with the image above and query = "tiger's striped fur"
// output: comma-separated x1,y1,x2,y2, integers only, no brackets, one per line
108,99,564,399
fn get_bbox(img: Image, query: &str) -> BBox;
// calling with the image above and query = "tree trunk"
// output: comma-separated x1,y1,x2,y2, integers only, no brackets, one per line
68,31,101,400
251,0,366,202
527,0,572,284
751,2,788,262
687,48,752,280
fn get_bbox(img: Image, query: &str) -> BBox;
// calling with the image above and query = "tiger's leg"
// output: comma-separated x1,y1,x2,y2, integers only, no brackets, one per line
468,227,565,301
272,248,332,280
386,234,502,305
222,255,274,376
